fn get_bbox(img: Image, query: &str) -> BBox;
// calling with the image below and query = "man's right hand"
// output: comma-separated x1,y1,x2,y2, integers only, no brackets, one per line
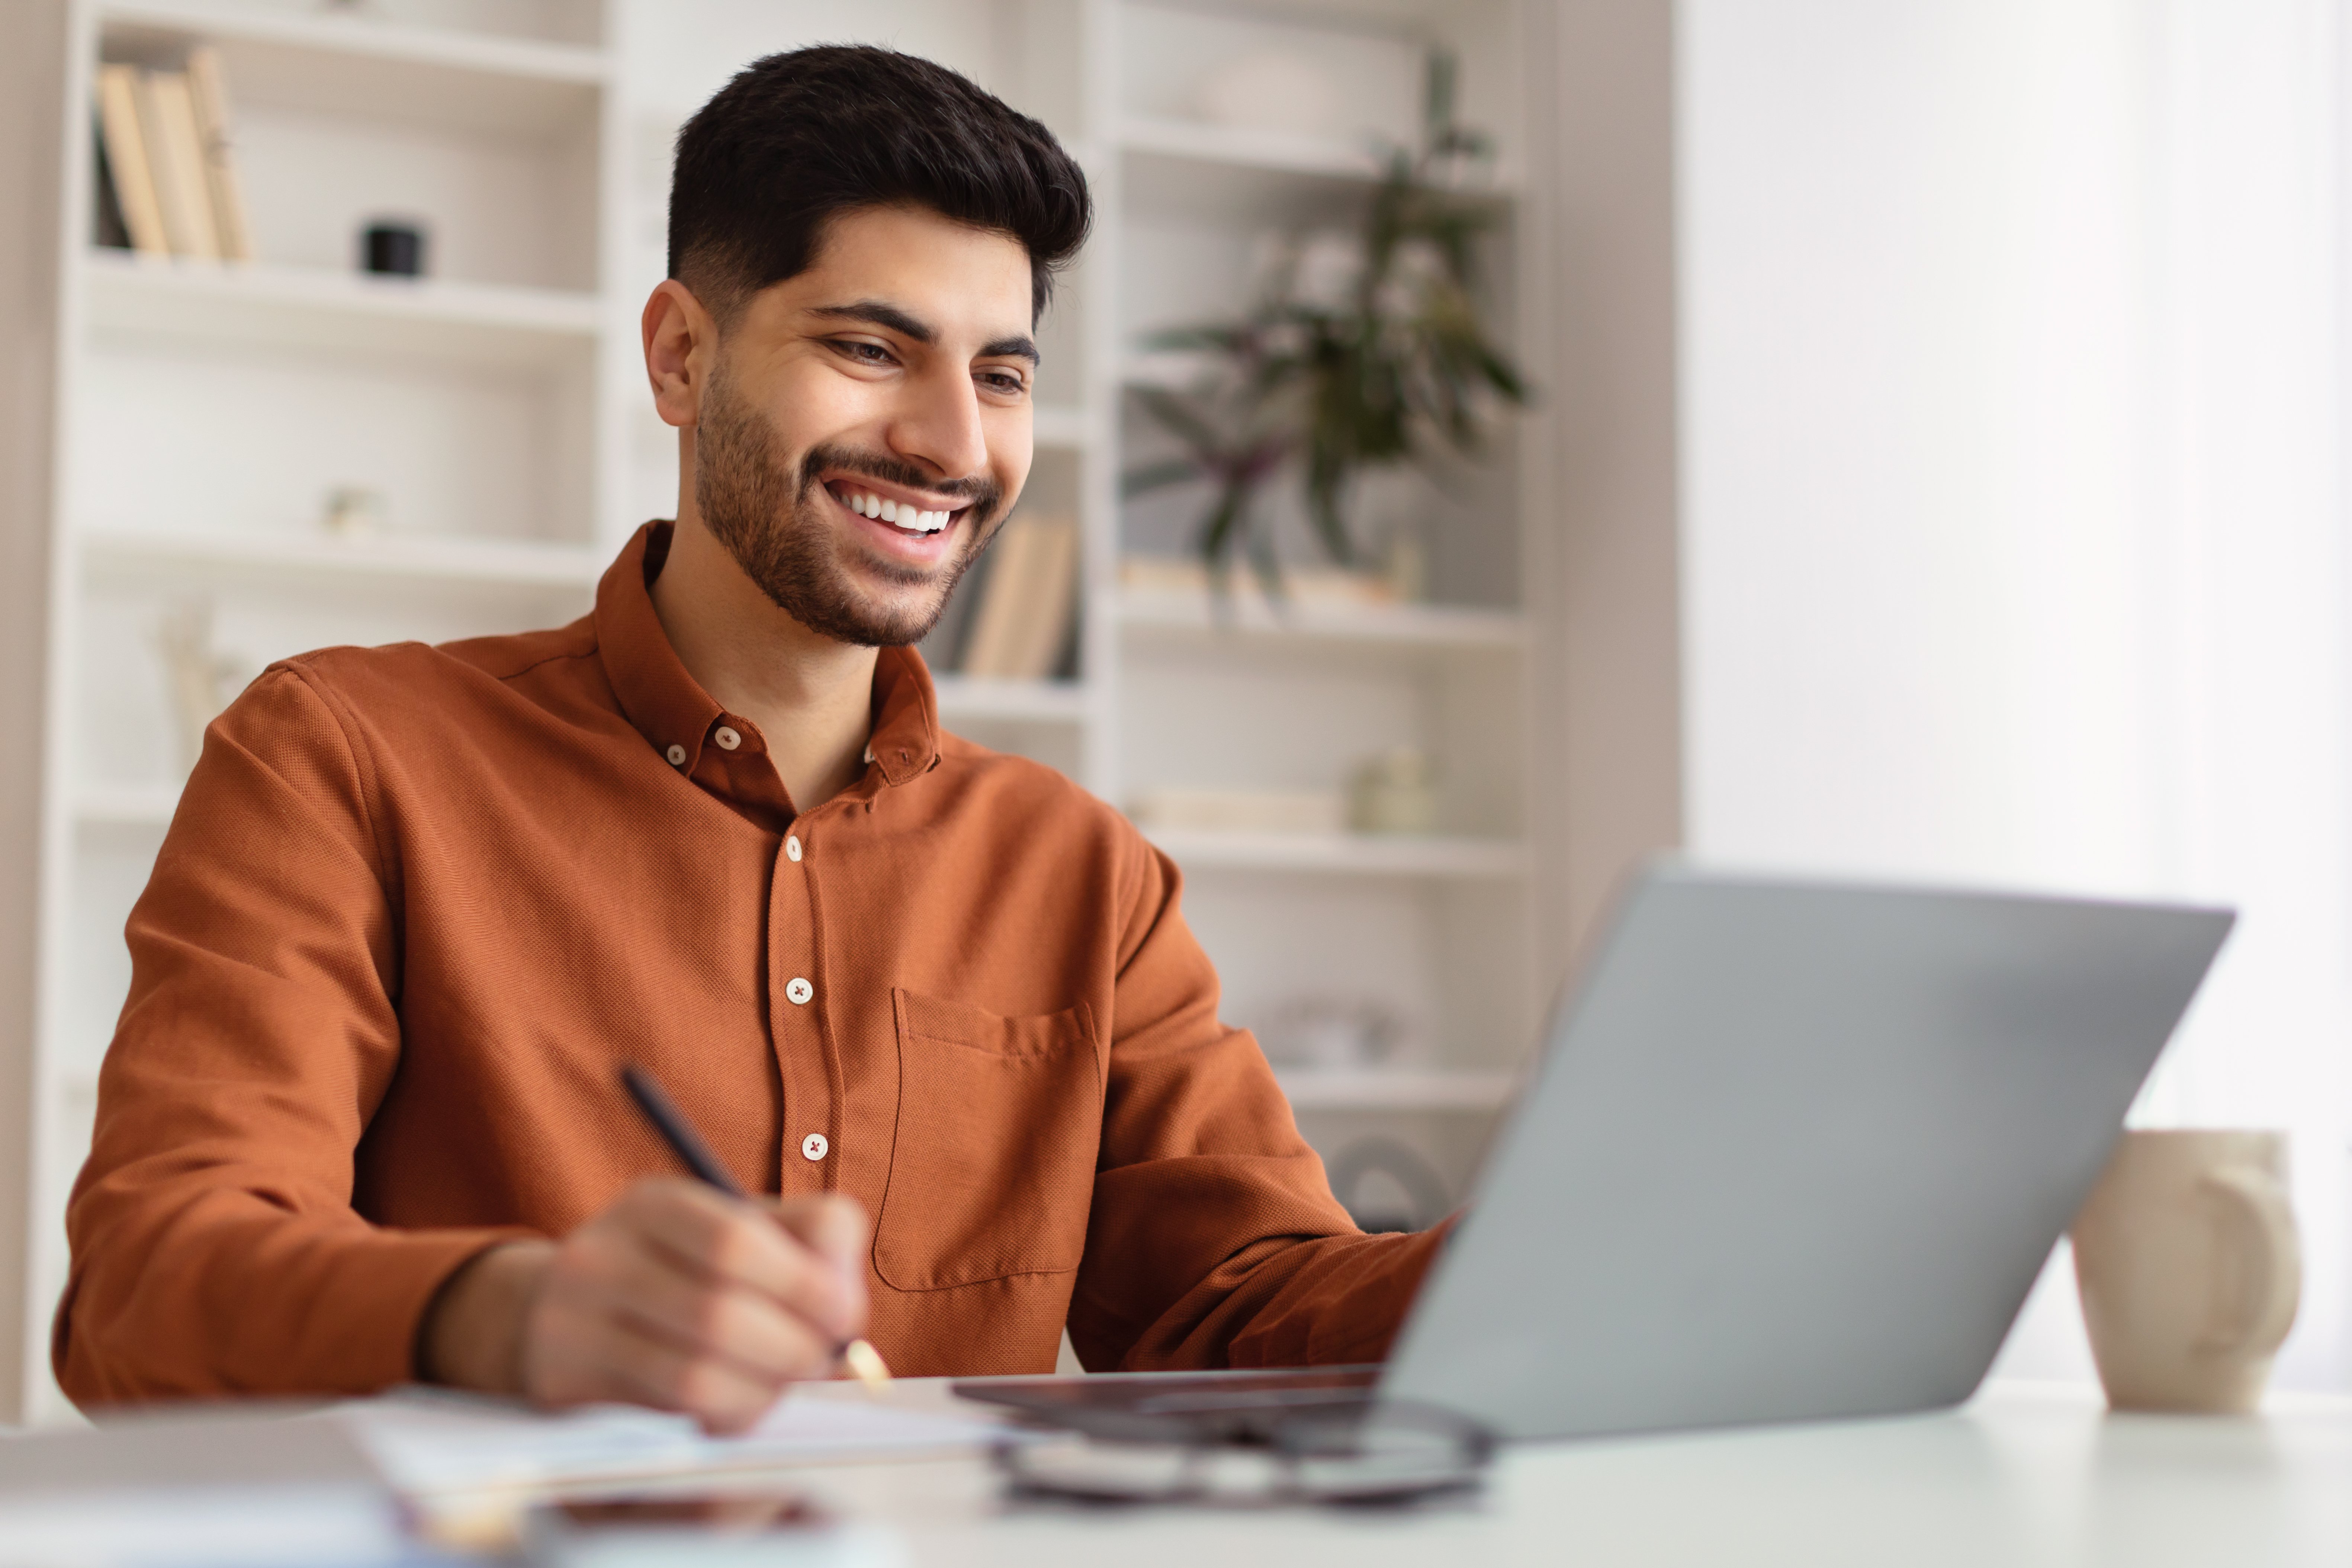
421,1179,869,1434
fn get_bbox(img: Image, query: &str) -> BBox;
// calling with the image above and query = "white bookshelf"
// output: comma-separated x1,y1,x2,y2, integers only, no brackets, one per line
1070,0,1541,1239
12,0,629,1423
81,526,605,589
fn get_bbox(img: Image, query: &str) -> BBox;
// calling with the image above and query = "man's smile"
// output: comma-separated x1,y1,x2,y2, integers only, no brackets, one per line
820,471,981,562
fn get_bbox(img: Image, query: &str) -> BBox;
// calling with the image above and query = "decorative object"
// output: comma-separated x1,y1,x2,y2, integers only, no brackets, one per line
2070,1129,2301,1413
1348,747,1438,835
1190,51,1344,141
362,219,425,276
321,485,385,536
154,599,248,774
1124,51,1523,591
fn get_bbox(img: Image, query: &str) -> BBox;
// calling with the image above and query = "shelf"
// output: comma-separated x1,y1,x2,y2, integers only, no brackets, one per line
930,675,1090,725
1121,116,1390,183
1116,588,1526,655
83,252,603,370
74,782,180,830
1118,118,1514,224
1275,1067,1518,1112
99,1,606,137
77,527,604,593
1143,827,1528,879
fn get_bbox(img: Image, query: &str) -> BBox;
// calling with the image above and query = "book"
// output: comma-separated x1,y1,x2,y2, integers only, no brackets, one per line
139,70,222,259
959,514,1078,680
186,46,254,262
92,127,131,250
94,65,168,257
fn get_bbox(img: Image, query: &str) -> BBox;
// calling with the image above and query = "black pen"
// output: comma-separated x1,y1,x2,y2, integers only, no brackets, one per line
620,1063,892,1393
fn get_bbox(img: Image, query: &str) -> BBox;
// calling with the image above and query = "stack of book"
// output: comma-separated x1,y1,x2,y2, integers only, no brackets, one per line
956,514,1080,680
94,46,253,262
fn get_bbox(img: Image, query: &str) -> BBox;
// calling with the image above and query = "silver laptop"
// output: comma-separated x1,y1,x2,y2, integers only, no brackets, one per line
961,865,2234,1443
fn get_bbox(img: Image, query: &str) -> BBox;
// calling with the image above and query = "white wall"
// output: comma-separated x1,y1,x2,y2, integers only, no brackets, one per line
1680,0,2352,1390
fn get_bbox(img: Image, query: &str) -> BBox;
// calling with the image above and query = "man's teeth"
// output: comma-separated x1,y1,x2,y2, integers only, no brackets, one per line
844,489,950,533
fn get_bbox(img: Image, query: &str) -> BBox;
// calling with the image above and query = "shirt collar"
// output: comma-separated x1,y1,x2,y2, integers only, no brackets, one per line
595,521,942,788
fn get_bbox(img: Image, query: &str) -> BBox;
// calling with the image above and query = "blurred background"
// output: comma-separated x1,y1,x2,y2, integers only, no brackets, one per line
0,0,2345,1426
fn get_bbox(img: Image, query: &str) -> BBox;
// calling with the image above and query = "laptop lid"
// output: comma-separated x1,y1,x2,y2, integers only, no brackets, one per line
1381,865,2233,1441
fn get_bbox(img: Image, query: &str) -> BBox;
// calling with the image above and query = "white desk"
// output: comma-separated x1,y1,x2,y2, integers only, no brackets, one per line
6,1381,2348,1566
794,1379,2352,1567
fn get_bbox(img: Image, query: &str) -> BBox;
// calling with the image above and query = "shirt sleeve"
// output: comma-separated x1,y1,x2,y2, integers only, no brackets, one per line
1066,834,1451,1372
53,665,528,1405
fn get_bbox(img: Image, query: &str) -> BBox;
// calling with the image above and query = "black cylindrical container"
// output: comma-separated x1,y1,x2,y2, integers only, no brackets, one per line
362,221,427,277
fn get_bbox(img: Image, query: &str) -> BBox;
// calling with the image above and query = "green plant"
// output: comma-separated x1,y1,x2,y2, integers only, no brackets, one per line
1123,52,1528,591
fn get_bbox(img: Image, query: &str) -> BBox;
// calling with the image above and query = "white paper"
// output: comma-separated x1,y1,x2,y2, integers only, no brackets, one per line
347,1387,1011,1498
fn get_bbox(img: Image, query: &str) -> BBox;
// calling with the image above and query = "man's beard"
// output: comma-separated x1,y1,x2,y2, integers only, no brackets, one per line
693,367,1004,647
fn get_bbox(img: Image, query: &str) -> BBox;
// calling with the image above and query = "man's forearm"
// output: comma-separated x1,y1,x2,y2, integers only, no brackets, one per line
418,1240,554,1394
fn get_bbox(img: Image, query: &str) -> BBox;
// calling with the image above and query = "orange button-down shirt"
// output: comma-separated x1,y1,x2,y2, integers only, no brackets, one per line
55,522,1443,1404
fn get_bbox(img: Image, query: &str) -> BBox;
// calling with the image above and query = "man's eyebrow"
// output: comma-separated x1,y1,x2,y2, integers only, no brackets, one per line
808,301,1040,366
981,334,1041,366
809,300,935,343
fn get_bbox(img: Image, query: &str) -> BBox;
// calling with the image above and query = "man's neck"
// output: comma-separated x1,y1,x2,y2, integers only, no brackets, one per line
648,511,878,815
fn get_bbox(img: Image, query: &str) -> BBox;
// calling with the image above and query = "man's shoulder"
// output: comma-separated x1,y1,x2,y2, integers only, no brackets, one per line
932,732,1132,839
274,617,600,704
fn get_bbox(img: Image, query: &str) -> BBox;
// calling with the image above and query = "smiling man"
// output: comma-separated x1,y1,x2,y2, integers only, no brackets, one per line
53,46,1447,1431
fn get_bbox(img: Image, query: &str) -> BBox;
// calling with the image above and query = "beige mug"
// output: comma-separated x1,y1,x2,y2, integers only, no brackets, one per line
2070,1129,2300,1413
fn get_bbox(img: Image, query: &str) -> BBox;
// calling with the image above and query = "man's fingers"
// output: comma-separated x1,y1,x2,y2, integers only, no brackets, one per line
603,1258,839,1383
620,1180,864,1345
592,1314,785,1436
771,1194,870,1286
516,1179,870,1424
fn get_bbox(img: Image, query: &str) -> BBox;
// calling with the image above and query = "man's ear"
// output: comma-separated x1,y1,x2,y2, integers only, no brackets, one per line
643,279,716,430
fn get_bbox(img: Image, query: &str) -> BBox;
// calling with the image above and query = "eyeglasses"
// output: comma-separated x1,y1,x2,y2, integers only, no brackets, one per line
991,1401,1493,1507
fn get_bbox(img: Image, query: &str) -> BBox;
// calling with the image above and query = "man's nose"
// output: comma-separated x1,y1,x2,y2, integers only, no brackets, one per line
887,364,990,485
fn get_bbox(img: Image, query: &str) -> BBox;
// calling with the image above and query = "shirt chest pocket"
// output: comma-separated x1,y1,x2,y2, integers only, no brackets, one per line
873,988,1103,1291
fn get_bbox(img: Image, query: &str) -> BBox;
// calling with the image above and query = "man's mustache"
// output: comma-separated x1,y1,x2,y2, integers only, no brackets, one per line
798,443,1004,524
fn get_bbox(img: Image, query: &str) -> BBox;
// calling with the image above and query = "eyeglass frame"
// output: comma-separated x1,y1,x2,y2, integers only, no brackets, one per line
989,1398,1496,1507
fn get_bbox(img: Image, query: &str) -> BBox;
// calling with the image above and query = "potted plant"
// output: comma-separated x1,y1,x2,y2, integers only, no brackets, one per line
1123,52,1528,596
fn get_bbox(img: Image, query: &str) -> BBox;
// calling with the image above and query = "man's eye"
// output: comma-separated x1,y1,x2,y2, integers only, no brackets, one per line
980,370,1028,395
840,341,894,364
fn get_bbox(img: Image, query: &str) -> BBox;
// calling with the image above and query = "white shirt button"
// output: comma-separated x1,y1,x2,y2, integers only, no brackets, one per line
665,744,686,766
714,725,741,751
785,976,813,1005
785,835,802,862
801,1132,829,1162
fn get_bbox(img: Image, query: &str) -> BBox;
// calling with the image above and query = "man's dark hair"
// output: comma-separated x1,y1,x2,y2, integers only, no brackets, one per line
669,45,1091,326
